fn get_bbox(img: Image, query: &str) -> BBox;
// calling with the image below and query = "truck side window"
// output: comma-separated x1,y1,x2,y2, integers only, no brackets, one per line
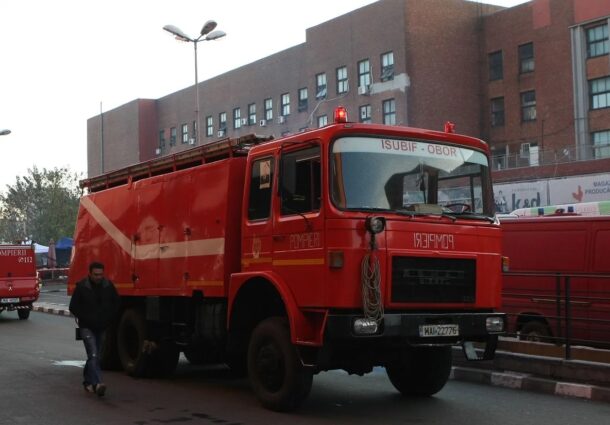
248,157,274,220
280,146,321,215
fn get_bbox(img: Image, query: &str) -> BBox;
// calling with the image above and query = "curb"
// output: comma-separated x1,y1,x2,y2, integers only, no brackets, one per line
32,302,72,317
451,366,610,403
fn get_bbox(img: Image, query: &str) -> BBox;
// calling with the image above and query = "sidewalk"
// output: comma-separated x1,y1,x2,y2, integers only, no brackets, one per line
30,302,610,403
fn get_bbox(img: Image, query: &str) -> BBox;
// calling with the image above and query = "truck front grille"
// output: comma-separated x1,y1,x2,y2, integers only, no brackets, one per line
391,257,476,303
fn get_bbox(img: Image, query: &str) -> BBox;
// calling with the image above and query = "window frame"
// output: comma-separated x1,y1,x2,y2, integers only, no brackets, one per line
336,66,348,94
359,104,372,123
490,97,505,127
264,98,273,121
247,157,275,221
181,123,189,144
590,76,610,110
279,145,321,216
205,116,213,137
380,51,394,82
521,90,537,122
298,87,308,112
592,129,610,159
488,50,503,81
248,103,256,126
587,23,609,58
316,73,327,100
382,98,396,125
358,59,371,89
518,42,535,74
281,93,290,117
170,127,177,146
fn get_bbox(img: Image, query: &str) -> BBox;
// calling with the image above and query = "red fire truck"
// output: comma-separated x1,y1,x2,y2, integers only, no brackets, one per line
68,108,505,411
0,244,40,320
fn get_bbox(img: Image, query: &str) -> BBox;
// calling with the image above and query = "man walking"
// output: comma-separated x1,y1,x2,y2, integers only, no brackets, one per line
69,262,120,397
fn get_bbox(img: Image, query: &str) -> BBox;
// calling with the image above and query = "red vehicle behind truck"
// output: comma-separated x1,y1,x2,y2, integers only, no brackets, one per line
501,213,610,346
0,244,40,320
68,109,505,410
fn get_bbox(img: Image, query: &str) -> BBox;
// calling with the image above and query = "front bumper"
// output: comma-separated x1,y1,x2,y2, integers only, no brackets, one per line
325,311,505,344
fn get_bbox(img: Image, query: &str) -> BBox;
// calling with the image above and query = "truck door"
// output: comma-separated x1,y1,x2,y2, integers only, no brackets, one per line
272,144,325,306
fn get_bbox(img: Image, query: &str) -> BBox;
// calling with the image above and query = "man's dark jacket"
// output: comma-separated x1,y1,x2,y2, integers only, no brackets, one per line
69,277,120,331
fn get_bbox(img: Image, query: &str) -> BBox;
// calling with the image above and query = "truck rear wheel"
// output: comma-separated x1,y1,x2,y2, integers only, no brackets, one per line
247,317,313,411
385,346,452,396
519,320,551,342
117,308,179,377
18,308,31,320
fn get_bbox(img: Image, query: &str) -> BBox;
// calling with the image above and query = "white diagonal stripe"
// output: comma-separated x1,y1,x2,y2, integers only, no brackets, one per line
81,196,224,260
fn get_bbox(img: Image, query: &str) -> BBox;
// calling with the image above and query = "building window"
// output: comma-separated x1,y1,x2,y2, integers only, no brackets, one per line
317,115,328,128
590,76,610,109
219,112,227,133
298,87,308,112
248,103,256,126
158,129,165,149
206,116,213,137
170,127,177,146
359,105,371,123
383,99,396,125
518,42,535,74
233,107,242,129
488,50,503,81
192,120,197,139
521,91,536,122
587,23,609,58
316,73,327,99
281,93,290,116
264,98,273,121
592,130,610,159
181,123,189,144
380,51,394,81
336,66,348,94
358,59,371,90
491,97,505,127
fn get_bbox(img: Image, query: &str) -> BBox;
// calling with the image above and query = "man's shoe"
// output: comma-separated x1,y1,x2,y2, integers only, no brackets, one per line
95,383,106,397
84,384,95,393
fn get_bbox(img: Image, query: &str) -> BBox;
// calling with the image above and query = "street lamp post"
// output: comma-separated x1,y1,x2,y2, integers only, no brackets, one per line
0,129,11,136
163,21,226,145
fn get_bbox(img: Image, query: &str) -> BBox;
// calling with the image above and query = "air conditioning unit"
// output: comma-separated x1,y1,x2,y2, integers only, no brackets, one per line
240,118,247,126
259,119,267,127
155,148,161,155
217,130,225,137
188,138,196,145
277,116,286,124
358,85,370,95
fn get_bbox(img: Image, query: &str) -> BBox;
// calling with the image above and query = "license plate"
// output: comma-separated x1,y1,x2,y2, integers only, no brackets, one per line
419,324,459,337
1,298,20,304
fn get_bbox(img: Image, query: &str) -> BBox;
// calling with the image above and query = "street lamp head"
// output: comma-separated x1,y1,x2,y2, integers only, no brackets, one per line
205,30,226,41
0,129,11,136
200,20,217,36
163,24,193,42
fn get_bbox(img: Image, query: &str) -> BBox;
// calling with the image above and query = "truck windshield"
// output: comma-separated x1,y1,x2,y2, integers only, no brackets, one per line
331,136,494,217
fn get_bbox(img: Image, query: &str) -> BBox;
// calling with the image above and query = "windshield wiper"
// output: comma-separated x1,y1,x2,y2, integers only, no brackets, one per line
394,208,457,222
443,212,496,223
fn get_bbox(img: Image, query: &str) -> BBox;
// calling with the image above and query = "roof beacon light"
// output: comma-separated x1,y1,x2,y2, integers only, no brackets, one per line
444,121,455,133
334,106,348,123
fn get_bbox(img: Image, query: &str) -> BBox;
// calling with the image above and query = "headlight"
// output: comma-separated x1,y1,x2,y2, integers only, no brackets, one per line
365,216,385,234
486,316,504,332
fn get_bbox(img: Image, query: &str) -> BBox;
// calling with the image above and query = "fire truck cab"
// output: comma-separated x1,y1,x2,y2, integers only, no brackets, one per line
69,109,505,411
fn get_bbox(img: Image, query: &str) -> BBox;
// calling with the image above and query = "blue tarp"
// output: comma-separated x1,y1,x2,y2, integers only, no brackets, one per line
55,237,73,250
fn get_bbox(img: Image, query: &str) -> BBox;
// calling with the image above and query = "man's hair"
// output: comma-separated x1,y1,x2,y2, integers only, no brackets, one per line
89,261,105,273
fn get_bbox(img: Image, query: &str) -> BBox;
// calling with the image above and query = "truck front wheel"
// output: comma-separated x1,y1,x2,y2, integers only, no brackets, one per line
117,308,148,377
247,317,313,411
385,346,452,396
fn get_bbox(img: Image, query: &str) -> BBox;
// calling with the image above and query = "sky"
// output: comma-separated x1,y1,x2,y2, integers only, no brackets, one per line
0,0,528,192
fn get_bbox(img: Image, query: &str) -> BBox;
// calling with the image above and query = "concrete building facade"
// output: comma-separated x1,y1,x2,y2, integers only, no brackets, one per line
87,0,610,207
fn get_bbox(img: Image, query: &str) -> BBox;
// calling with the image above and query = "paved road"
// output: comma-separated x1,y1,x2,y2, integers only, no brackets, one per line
1,311,610,425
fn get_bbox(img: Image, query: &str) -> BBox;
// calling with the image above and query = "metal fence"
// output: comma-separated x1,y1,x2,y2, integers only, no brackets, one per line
502,271,610,359
491,143,610,171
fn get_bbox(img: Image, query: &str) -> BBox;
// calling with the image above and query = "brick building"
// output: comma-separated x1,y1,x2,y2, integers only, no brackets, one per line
87,0,610,207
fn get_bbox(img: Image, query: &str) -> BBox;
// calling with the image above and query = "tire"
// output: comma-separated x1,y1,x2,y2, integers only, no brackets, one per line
18,309,31,320
519,320,551,342
247,317,313,411
385,346,452,396
149,342,180,378
117,308,150,377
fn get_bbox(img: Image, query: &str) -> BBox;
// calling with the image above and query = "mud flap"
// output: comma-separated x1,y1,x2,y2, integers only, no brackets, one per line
462,335,498,361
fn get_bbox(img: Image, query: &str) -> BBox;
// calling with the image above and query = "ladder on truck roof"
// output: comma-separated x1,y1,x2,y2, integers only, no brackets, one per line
81,134,273,193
